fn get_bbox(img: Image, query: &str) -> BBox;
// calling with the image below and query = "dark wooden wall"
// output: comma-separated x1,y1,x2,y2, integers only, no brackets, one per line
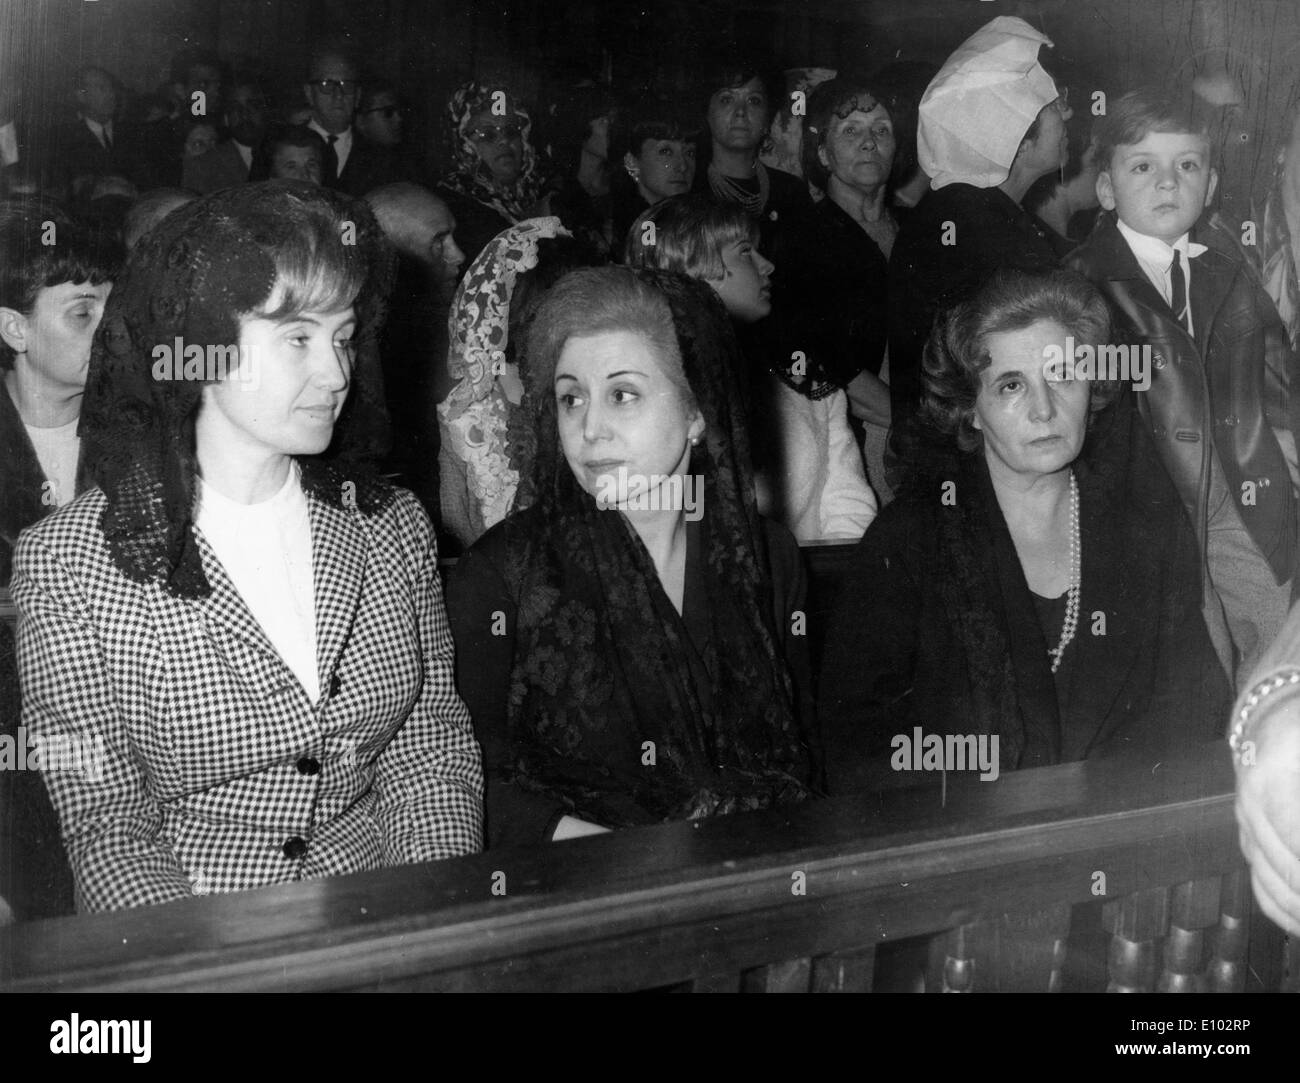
3,0,1300,215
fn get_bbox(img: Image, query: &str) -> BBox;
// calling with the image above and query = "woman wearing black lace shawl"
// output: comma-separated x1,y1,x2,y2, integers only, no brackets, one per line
10,182,483,911
446,267,819,847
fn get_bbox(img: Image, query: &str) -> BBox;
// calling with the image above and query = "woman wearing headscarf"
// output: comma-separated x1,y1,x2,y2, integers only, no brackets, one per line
445,267,818,847
889,15,1071,450
11,182,483,912
437,81,546,268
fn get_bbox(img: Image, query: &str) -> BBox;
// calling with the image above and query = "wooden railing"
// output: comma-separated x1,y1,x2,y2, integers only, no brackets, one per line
3,739,1294,993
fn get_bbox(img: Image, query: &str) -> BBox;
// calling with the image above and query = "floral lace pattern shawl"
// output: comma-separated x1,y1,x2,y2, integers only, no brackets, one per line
438,217,570,540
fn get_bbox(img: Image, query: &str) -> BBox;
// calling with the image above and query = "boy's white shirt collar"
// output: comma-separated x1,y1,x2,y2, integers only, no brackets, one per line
1115,217,1208,333
1115,216,1207,264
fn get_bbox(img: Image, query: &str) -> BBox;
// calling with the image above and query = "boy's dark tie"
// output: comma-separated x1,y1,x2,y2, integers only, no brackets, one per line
1169,249,1190,332
324,134,339,185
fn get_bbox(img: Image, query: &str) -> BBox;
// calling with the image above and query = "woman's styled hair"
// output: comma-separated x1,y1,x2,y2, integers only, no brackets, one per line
801,77,900,191
919,269,1114,452
612,96,701,163
524,265,693,410
79,181,395,596
622,194,756,281
698,55,781,120
0,198,120,370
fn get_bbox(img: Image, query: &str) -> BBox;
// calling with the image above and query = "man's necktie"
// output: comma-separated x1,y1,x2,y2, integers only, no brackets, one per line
324,134,339,185
1169,250,1190,333
102,127,112,152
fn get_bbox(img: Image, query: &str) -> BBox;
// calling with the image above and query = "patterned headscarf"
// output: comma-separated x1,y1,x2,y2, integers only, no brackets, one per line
78,181,396,598
441,81,545,223
438,216,571,541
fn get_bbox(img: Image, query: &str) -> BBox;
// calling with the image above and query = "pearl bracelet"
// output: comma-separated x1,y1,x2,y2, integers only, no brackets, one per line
1229,667,1300,763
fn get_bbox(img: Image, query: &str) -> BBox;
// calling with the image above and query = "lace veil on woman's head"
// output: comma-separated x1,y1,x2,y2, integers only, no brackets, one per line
499,267,812,822
79,180,396,597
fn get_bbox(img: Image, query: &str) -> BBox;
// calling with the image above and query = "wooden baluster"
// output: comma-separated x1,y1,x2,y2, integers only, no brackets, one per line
1206,868,1250,992
741,957,812,993
1103,885,1170,992
1158,878,1219,992
811,946,876,992
1282,936,1300,994
994,902,1073,992
942,921,979,992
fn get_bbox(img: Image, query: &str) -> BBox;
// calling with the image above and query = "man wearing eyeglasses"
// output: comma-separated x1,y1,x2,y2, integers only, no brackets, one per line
303,49,361,189
303,49,406,198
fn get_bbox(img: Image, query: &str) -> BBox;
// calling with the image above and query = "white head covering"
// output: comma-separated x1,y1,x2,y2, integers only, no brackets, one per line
918,16,1058,190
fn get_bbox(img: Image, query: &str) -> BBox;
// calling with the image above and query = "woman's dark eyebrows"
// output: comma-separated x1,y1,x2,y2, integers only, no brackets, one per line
554,370,648,383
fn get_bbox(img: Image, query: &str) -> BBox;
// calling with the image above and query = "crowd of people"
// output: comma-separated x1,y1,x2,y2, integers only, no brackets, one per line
0,14,1298,948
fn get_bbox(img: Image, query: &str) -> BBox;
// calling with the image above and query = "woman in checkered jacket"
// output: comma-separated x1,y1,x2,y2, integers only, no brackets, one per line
10,182,484,912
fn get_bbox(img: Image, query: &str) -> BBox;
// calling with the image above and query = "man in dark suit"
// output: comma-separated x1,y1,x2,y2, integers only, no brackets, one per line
43,67,141,194
182,81,268,195
303,49,404,198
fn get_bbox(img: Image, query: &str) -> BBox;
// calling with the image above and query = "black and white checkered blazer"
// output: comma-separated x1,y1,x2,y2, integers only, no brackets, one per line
12,478,483,912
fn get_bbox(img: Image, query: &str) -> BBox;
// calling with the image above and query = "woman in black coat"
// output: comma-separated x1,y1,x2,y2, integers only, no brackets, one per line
819,269,1231,795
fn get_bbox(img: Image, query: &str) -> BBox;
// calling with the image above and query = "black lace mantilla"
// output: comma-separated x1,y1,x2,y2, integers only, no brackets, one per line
78,181,397,598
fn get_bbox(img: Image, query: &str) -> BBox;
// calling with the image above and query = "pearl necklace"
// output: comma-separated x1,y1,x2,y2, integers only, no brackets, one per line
708,161,770,218
1047,471,1081,674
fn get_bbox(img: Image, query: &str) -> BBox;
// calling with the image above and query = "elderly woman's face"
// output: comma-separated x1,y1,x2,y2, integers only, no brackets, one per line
200,302,357,460
554,330,704,504
467,105,524,187
971,319,1090,482
819,103,895,193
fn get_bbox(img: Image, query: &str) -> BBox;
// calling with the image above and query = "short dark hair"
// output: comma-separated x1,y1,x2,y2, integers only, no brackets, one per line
170,47,223,86
74,65,114,93
0,198,120,369
1094,87,1211,174
920,269,1114,452
358,80,399,113
250,124,326,180
613,96,701,162
802,77,902,191
623,194,756,282
698,55,781,118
